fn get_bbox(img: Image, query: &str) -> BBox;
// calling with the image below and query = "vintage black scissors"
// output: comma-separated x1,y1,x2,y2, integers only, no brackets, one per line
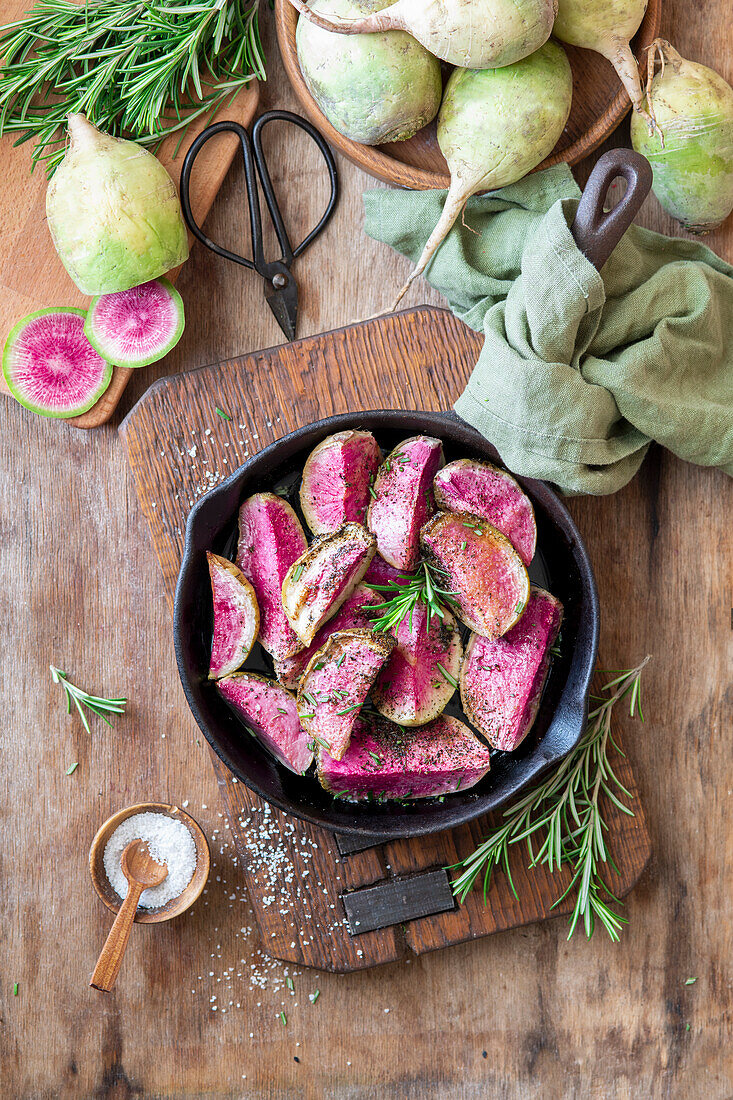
180,111,338,342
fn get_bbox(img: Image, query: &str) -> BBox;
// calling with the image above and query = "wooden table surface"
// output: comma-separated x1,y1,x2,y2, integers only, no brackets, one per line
1,3,731,1097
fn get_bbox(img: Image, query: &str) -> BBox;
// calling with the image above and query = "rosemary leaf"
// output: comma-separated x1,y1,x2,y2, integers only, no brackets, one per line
365,561,458,635
50,665,127,734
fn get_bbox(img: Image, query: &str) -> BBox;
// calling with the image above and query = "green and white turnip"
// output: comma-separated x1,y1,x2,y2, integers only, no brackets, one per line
46,114,189,296
553,0,651,123
391,40,573,308
295,0,442,145
289,0,557,70
630,39,733,233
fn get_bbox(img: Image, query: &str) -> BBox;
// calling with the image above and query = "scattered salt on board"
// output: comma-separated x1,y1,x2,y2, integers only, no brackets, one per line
103,812,197,909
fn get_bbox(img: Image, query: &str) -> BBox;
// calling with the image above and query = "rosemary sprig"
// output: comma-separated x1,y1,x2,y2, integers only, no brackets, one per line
0,0,265,174
50,665,126,736
450,658,650,941
366,561,459,633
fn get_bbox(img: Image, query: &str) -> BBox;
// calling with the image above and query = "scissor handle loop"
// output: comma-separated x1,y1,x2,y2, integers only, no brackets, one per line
180,121,259,272
178,113,338,280
251,110,338,260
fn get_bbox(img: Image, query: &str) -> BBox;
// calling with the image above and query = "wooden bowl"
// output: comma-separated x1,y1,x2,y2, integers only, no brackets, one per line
275,0,662,188
89,802,210,924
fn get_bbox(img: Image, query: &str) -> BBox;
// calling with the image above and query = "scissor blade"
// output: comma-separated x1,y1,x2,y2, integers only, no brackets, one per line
264,276,298,342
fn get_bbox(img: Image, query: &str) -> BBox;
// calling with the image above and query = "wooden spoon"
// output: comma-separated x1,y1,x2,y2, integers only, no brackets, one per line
90,839,167,993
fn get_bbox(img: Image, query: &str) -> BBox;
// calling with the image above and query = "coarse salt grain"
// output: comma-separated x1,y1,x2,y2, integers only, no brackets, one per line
103,812,197,909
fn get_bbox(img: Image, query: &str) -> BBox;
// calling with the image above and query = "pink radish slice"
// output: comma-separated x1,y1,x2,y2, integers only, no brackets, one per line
217,672,314,775
236,493,308,661
2,307,112,419
460,587,563,751
433,459,537,566
207,552,260,679
318,714,492,801
84,278,185,368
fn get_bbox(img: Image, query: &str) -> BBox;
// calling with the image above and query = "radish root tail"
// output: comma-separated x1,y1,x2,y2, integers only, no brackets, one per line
607,37,655,132
388,183,470,313
286,0,389,35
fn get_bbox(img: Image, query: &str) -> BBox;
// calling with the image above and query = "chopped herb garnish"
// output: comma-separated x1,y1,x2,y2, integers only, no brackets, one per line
286,977,294,991
685,978,697,985
292,563,304,582
310,989,320,1003
368,485,377,499
309,735,331,752
13,982,18,996
65,762,78,775
460,541,467,551
300,713,315,721
368,751,382,765
437,663,458,690
279,1011,287,1026
336,702,362,716
215,406,232,421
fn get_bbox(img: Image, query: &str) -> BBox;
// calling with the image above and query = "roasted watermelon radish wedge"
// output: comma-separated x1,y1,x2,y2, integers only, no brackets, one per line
372,602,463,726
274,584,382,690
421,511,530,639
84,278,185,368
236,493,308,661
434,459,537,567
318,713,492,801
297,628,395,760
299,430,381,535
460,587,563,751
367,436,444,570
3,307,112,418
282,522,377,647
217,672,313,774
206,552,260,679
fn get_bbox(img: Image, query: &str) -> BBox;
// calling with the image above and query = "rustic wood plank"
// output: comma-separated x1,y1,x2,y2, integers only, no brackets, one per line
2,3,732,1096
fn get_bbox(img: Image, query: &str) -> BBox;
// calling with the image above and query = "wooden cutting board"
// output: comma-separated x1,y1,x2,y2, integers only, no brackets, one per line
0,61,259,429
120,306,652,972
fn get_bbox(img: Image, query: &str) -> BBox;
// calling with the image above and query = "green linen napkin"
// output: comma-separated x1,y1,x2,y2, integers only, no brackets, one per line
363,164,733,494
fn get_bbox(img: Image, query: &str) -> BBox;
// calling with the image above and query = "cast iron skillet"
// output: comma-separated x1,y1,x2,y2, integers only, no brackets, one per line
174,410,598,838
173,149,650,839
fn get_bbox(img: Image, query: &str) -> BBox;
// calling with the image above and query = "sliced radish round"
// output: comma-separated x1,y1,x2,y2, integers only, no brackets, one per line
2,307,112,419
84,278,185,368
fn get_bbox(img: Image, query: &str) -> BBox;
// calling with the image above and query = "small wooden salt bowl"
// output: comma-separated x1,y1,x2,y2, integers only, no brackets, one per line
89,802,210,924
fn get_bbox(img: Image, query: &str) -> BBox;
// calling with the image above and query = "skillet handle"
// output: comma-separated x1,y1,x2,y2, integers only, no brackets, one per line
570,149,652,270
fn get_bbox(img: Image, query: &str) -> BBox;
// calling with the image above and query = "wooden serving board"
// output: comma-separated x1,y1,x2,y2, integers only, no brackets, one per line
275,0,662,189
0,71,259,429
120,306,651,972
